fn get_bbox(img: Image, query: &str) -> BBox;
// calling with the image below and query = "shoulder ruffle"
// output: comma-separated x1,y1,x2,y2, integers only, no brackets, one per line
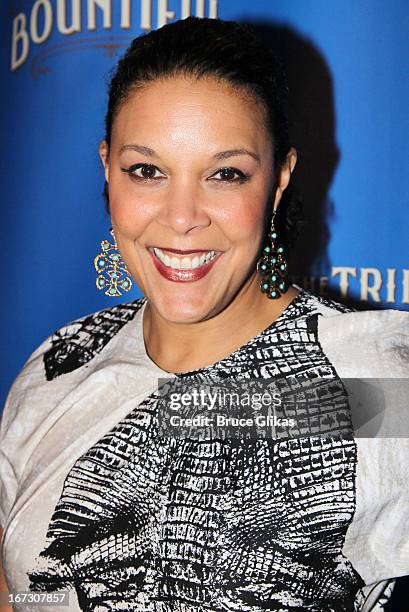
317,307,409,377
0,297,147,525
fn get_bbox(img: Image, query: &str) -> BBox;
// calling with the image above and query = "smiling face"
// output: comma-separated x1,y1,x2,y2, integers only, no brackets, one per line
99,74,295,323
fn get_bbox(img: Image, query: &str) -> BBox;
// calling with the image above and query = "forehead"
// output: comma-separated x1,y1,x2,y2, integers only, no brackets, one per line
111,75,272,156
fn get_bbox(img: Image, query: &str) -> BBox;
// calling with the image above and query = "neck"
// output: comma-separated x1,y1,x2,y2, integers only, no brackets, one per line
142,271,299,374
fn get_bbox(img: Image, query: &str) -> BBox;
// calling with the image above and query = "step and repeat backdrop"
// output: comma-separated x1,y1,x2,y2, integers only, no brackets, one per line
1,0,408,406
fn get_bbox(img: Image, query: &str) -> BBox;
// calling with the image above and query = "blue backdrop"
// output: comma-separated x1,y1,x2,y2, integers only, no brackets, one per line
1,0,409,409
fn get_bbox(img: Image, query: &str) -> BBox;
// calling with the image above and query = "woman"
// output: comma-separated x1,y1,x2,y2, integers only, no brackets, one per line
1,16,408,612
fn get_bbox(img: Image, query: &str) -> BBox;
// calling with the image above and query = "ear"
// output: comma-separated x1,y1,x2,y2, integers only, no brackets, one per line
272,147,298,213
99,140,110,184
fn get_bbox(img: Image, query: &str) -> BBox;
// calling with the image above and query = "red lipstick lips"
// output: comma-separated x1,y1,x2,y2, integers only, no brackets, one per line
148,248,222,282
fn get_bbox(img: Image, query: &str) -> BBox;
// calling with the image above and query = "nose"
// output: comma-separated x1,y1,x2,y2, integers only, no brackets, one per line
156,177,211,235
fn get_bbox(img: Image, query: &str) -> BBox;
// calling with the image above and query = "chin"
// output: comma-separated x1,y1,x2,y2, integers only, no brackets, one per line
149,290,219,324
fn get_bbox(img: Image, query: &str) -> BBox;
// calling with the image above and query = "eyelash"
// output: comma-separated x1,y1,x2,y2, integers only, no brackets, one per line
120,163,250,184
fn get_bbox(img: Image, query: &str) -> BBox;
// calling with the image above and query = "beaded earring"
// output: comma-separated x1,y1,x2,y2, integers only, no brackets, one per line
257,210,288,299
94,227,133,297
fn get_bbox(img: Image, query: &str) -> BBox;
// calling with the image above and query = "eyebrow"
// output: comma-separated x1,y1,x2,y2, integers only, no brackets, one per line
119,144,156,157
214,148,260,163
119,144,261,163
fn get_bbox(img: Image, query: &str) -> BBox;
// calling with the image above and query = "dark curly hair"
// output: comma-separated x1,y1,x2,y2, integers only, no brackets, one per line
102,16,303,254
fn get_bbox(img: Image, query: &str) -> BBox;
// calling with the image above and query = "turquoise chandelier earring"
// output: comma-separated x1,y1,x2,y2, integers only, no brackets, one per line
94,227,133,297
257,210,288,299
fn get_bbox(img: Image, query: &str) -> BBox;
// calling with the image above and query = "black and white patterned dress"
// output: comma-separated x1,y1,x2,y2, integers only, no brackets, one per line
1,286,408,611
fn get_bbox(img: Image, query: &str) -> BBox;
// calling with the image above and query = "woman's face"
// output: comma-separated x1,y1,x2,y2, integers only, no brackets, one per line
99,75,295,323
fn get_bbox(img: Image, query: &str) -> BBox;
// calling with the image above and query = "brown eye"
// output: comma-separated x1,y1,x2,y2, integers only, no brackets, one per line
139,165,157,179
212,167,249,183
120,163,165,180
220,168,236,180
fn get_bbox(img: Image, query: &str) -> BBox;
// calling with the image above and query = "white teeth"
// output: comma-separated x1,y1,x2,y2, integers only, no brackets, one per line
181,257,191,269
152,247,218,270
170,256,181,269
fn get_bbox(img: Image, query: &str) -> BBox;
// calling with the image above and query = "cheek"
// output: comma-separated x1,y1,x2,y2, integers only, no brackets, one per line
107,176,153,236
218,191,267,244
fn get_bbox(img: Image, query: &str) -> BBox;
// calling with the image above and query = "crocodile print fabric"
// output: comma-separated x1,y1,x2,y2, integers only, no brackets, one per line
26,290,365,611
